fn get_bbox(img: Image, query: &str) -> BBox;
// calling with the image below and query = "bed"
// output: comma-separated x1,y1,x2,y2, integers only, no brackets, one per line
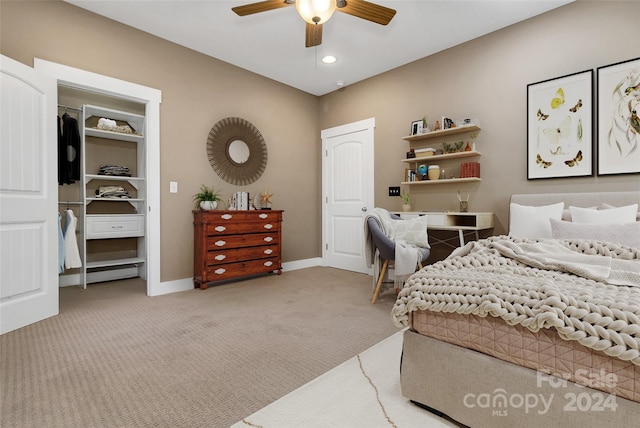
393,191,640,427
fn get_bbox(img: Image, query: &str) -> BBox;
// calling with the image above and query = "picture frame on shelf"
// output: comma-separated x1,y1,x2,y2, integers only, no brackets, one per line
526,69,593,180
596,57,640,176
441,117,454,129
410,120,423,136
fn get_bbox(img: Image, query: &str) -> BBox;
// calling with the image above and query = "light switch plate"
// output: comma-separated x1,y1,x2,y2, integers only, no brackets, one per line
169,181,178,193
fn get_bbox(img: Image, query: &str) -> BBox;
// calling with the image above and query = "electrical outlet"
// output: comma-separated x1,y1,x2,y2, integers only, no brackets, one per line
389,186,401,197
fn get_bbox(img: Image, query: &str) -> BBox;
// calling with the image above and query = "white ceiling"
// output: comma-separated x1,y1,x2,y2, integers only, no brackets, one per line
65,0,573,96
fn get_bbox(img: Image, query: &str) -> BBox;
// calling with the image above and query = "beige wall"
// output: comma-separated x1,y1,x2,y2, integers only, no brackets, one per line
1,0,322,282
319,0,640,234
2,1,639,283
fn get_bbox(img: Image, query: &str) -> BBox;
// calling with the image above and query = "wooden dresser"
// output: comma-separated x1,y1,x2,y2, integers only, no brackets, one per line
193,210,283,289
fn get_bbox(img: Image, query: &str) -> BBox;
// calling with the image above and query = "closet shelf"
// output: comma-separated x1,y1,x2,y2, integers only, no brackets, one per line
85,128,144,143
85,174,145,183
86,257,145,269
86,197,144,203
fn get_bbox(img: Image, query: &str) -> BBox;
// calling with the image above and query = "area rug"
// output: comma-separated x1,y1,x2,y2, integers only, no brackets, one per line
231,330,458,428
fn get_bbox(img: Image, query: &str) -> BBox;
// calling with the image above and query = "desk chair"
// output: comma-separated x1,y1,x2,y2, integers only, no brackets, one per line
367,215,430,304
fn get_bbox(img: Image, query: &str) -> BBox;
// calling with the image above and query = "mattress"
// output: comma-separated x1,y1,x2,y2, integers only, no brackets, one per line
410,310,640,403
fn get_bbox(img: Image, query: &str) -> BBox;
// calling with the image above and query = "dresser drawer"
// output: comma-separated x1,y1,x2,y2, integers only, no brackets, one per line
234,220,280,234
204,215,281,236
86,215,144,239
247,211,282,222
206,245,279,266
206,232,279,249
205,257,281,281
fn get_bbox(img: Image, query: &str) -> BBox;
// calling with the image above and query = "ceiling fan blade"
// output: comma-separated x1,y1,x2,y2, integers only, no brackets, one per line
305,23,323,47
337,0,396,25
232,0,291,16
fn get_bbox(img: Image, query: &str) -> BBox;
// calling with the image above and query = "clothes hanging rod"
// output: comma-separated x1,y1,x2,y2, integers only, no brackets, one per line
58,201,83,205
57,104,83,113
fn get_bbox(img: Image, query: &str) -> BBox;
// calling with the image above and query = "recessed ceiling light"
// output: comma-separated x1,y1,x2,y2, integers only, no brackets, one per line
322,56,337,64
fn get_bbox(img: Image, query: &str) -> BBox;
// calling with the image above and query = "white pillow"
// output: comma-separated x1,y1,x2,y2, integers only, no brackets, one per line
601,203,640,222
569,204,638,224
509,202,564,239
393,215,430,248
550,218,640,249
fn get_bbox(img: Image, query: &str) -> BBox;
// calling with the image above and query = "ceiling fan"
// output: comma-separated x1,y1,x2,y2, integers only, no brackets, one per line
232,0,396,48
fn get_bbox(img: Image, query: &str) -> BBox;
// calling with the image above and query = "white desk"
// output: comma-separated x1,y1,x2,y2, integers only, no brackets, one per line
394,211,494,248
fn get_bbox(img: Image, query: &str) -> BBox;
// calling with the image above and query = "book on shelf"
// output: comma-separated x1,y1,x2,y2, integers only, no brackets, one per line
460,162,480,178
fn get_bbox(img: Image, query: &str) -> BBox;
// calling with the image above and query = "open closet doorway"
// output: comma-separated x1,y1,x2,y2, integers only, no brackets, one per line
35,59,162,297
57,87,147,290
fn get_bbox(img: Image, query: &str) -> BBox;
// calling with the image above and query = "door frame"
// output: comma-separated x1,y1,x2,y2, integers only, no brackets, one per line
34,59,163,296
321,117,375,271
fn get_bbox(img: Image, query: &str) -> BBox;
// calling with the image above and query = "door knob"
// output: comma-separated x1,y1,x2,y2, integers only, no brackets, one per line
362,207,368,212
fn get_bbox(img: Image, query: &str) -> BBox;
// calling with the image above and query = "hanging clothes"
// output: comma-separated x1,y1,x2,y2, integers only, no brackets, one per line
58,212,65,274
58,113,81,185
63,210,82,269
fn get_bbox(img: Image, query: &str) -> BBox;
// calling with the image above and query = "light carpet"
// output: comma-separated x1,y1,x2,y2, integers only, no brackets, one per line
232,330,458,428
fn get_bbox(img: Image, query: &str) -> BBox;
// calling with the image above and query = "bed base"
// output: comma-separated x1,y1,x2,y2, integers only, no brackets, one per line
401,329,639,428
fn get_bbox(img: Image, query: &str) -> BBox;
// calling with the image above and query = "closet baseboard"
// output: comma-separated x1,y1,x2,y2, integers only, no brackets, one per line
59,267,140,287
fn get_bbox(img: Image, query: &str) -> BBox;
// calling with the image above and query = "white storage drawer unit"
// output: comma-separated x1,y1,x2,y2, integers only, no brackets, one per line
86,215,145,239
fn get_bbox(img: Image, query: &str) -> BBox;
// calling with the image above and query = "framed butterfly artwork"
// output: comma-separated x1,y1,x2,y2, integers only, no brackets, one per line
596,57,640,176
526,70,593,179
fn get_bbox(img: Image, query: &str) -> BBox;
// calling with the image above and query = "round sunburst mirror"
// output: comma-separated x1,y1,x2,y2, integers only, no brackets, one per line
206,117,268,186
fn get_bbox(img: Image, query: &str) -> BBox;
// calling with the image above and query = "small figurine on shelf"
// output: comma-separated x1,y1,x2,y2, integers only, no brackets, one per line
434,120,440,131
464,142,472,151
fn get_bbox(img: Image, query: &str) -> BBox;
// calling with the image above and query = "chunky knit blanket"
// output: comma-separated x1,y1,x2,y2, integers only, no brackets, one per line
392,236,640,365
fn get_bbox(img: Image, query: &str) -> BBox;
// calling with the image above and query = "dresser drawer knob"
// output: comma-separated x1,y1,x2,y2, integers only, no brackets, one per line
221,214,232,220
214,268,226,275
215,226,226,232
264,249,273,255
215,240,226,247
214,254,226,261
259,213,268,219
263,223,273,230
264,237,273,242
264,261,273,267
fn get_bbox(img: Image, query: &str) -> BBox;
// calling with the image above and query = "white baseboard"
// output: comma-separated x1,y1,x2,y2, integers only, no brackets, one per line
282,257,322,271
149,277,194,296
151,257,324,296
58,267,139,287
60,258,325,296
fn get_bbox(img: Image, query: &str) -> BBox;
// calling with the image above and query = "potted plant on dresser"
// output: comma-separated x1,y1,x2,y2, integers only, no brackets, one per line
193,185,222,210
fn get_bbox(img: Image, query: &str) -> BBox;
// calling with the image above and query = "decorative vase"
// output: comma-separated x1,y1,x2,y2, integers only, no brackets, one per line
402,204,412,212
428,165,440,180
200,200,218,210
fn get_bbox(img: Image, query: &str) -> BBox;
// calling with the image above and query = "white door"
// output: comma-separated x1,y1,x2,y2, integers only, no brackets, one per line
1,55,58,334
322,118,375,273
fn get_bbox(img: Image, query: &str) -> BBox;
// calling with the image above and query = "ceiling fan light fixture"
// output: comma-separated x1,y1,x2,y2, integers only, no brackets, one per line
296,0,337,25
